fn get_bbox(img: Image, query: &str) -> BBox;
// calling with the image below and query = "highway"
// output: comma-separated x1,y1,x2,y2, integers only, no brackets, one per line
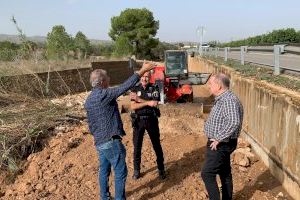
205,49,300,72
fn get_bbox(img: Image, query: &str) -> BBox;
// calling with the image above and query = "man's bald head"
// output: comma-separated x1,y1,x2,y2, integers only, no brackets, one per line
208,73,230,96
211,73,230,89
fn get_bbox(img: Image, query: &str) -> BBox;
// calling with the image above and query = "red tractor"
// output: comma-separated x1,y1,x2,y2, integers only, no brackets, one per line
149,50,210,103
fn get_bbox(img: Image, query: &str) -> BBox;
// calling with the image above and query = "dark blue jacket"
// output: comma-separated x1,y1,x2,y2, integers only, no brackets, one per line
85,73,140,146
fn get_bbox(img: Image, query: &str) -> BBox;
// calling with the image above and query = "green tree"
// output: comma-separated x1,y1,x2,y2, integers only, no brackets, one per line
221,28,300,47
178,43,185,48
0,41,20,61
11,16,36,59
90,44,101,56
99,44,114,57
297,31,300,42
282,28,298,42
208,40,221,47
138,37,159,60
109,8,159,59
46,25,73,60
113,36,133,57
74,31,91,59
150,41,178,61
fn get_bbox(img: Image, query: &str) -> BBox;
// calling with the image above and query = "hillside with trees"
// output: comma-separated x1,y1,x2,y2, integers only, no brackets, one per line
221,28,300,47
0,11,180,62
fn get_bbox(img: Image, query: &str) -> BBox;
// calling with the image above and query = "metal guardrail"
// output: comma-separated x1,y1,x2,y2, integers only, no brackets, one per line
199,45,300,75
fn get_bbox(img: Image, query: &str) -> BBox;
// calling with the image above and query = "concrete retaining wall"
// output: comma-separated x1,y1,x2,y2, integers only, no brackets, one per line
92,61,134,86
0,60,136,97
191,57,300,199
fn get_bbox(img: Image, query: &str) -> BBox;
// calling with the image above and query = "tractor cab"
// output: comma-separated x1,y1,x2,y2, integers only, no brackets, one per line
165,50,188,77
164,50,210,85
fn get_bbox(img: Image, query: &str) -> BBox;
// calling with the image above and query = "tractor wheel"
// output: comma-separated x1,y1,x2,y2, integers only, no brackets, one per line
187,93,194,102
177,93,193,103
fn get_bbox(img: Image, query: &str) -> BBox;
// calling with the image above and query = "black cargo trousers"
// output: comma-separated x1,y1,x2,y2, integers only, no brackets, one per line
133,115,165,172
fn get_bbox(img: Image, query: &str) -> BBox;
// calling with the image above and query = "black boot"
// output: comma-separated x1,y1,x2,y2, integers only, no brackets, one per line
159,170,166,180
132,170,140,180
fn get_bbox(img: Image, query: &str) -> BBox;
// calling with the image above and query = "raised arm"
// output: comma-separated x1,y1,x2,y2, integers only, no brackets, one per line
106,62,155,100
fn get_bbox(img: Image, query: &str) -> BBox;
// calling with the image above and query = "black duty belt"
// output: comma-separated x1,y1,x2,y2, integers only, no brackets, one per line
111,135,122,140
138,115,155,119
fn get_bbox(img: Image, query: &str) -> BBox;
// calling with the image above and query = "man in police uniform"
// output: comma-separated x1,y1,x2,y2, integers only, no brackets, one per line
130,71,166,180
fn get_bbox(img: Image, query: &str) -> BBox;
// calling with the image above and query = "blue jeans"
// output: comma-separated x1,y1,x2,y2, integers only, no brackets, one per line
96,139,127,200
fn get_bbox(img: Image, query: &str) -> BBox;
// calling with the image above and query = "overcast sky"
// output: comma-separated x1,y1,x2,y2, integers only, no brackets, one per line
1,0,299,43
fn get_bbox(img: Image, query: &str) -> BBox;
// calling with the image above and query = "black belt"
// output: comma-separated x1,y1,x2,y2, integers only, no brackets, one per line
111,135,122,140
207,138,237,143
138,115,155,119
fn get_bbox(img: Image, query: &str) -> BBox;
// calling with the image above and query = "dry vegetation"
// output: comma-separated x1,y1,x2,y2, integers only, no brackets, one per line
0,93,71,178
0,56,128,172
0,59,90,181
205,56,300,92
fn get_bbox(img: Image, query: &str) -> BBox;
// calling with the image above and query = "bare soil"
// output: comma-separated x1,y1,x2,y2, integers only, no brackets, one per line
0,94,292,200
0,58,294,199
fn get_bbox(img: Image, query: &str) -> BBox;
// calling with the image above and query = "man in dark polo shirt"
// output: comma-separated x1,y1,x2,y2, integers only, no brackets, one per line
130,71,166,180
84,62,154,200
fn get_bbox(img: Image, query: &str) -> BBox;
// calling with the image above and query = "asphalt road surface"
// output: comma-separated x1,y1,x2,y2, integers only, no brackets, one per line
207,50,300,72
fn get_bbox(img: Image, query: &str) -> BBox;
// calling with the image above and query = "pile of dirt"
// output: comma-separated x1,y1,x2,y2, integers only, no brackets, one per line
0,94,292,200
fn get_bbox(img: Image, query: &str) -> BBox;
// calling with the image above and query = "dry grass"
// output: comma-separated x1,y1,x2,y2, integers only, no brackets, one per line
0,56,115,178
0,93,71,174
205,56,300,92
0,57,127,179
0,58,88,180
